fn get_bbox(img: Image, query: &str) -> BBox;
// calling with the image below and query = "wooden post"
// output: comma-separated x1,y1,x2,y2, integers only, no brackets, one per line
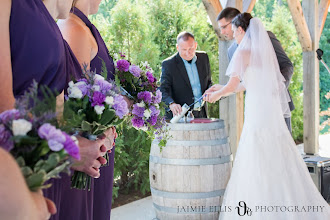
302,0,319,154
217,0,244,158
243,0,256,13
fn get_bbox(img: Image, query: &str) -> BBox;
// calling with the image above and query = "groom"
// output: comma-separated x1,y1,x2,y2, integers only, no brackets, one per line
217,7,295,133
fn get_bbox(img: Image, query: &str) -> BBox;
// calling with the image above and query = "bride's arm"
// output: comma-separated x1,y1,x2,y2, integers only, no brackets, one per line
204,76,240,103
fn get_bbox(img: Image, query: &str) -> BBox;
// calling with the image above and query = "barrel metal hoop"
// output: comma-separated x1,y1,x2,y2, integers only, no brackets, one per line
166,137,227,146
153,202,222,214
168,120,224,131
149,154,233,166
151,187,225,199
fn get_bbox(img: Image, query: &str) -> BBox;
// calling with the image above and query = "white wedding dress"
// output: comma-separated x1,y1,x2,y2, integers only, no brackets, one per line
219,18,330,219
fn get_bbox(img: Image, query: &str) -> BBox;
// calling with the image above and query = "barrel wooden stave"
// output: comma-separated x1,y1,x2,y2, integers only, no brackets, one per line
149,120,232,220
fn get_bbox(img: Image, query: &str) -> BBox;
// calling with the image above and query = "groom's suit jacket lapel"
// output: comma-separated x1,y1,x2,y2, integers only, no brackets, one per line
174,52,207,92
175,53,193,91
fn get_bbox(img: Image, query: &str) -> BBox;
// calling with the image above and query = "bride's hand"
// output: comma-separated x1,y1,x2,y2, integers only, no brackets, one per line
203,91,222,103
205,84,223,93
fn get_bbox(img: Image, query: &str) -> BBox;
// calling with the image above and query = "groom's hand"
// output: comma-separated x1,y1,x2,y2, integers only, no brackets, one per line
169,103,182,116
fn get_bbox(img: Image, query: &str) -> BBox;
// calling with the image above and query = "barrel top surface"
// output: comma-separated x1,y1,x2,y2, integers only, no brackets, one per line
167,119,224,131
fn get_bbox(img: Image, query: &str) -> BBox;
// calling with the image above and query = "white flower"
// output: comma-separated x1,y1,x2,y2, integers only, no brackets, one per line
12,119,32,136
92,85,100,91
137,101,145,107
140,126,148,131
68,86,83,99
114,53,119,60
143,109,151,119
154,103,159,109
94,74,104,81
105,96,114,105
76,81,87,86
68,81,75,87
71,135,79,145
94,105,105,115
141,61,148,67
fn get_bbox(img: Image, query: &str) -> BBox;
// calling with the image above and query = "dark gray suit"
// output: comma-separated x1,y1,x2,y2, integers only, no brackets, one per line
160,52,212,119
228,31,294,132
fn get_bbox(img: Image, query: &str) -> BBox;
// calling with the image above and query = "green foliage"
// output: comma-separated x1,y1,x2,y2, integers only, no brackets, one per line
113,124,152,196
319,15,330,134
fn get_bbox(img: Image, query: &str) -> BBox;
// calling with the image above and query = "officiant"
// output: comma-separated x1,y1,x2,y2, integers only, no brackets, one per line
160,31,212,119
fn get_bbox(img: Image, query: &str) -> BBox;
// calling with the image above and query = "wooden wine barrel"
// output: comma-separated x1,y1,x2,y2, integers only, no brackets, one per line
149,119,232,220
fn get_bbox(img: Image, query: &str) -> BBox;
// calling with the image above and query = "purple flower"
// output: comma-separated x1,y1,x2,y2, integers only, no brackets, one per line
0,124,14,151
129,65,142,77
38,123,66,151
149,105,160,116
95,79,113,94
146,71,155,83
0,109,20,124
137,91,152,104
131,116,145,128
78,78,88,83
148,115,158,126
116,59,130,72
113,95,129,119
132,104,145,118
75,81,89,96
153,90,162,104
62,133,80,160
91,91,106,107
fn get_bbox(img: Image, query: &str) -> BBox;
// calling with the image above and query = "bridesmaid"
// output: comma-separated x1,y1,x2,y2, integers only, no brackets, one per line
0,0,111,218
57,0,123,219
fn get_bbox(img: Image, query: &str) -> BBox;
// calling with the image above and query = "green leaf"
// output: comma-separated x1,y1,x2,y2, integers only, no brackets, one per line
99,109,116,125
21,166,33,177
81,120,92,131
45,161,70,180
16,156,26,167
26,170,47,192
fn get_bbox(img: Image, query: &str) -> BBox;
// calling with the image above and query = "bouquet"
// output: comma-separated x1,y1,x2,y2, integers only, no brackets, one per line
63,67,129,190
0,84,80,191
113,53,169,147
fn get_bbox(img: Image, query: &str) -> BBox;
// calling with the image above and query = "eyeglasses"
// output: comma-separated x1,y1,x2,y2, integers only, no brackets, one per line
219,22,231,30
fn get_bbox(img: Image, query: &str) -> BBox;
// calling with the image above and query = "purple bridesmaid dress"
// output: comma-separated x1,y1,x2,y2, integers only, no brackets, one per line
10,1,85,219
10,0,80,98
71,7,116,220
56,7,116,220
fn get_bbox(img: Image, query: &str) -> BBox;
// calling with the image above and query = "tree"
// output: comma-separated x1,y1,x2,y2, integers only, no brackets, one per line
319,15,330,134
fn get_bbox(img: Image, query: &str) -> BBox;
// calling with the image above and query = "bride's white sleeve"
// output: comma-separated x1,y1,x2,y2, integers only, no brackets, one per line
225,48,251,81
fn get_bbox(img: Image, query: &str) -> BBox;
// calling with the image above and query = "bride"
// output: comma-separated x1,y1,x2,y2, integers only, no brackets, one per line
204,13,330,219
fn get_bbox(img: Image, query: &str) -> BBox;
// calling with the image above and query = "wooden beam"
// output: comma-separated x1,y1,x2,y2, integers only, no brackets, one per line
319,0,330,38
302,0,319,155
202,0,223,39
287,0,312,51
243,0,256,13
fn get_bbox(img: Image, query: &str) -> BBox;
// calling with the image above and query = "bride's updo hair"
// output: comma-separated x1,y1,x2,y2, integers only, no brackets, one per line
232,13,253,32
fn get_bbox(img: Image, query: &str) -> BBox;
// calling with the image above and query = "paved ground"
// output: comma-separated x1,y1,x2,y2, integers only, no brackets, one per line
111,134,330,220
111,196,156,220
